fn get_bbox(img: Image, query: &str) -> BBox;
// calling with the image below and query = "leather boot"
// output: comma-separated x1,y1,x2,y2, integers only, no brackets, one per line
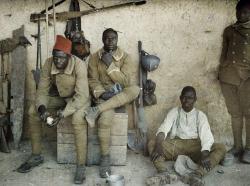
241,149,250,164
227,147,244,157
17,154,44,173
74,164,86,184
231,116,243,151
99,154,111,178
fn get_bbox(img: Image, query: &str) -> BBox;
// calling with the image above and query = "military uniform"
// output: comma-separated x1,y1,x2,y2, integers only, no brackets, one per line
29,55,90,165
88,47,140,155
219,23,250,150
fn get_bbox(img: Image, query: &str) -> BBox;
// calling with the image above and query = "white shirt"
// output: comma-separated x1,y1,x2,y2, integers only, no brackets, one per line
156,107,214,151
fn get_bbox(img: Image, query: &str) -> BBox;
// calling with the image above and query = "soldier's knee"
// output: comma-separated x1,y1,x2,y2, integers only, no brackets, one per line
98,110,114,129
213,143,226,154
72,110,86,125
128,85,140,97
28,104,37,116
98,118,112,129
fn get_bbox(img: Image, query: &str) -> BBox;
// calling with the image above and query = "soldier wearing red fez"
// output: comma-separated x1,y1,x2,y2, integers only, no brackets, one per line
17,35,90,184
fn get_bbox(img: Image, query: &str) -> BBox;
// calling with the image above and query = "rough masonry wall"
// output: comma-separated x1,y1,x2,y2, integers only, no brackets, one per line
0,0,238,147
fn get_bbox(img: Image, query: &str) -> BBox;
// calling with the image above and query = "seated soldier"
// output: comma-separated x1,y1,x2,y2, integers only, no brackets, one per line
85,28,140,178
148,86,226,186
17,35,90,184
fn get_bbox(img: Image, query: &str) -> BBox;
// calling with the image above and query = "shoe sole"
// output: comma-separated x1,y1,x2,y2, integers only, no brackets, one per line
241,159,250,164
17,160,44,173
74,179,85,184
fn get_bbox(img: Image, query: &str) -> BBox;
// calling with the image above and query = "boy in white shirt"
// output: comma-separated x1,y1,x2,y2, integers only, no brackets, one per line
148,86,226,186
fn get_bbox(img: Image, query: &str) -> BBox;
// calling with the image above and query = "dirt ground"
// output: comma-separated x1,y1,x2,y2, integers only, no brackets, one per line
0,140,250,186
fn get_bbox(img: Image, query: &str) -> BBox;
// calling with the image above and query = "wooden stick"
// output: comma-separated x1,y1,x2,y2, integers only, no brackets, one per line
52,0,56,42
45,0,49,59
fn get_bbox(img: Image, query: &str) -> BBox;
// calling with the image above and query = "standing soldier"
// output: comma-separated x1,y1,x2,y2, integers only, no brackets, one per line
86,28,140,177
219,1,250,163
17,35,90,184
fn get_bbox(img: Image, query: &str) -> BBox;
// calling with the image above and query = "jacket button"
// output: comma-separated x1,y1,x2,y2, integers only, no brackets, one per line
232,51,235,54
233,60,236,63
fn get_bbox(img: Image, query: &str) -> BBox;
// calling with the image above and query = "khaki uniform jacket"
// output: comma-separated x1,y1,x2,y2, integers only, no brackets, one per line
36,55,90,118
88,47,136,99
0,38,19,54
219,24,250,85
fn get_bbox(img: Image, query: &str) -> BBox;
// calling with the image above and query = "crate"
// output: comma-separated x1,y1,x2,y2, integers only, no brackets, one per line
57,112,128,165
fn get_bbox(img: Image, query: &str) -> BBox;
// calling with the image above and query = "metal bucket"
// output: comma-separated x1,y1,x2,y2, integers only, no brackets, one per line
221,153,234,166
106,174,125,186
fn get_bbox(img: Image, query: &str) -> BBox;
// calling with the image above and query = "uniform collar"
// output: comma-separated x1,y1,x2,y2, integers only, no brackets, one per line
98,47,124,61
51,56,75,75
233,21,250,29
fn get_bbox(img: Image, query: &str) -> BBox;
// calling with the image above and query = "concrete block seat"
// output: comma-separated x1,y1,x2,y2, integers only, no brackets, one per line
57,108,128,166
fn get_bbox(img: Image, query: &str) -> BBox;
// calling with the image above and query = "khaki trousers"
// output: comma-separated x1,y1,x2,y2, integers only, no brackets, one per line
148,138,226,176
221,80,250,150
96,85,140,155
29,96,88,165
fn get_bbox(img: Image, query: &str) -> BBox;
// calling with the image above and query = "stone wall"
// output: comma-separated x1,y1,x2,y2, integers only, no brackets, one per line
0,0,239,146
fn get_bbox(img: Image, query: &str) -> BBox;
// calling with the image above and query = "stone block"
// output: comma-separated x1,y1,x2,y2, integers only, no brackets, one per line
111,113,128,136
57,112,128,165
57,133,75,144
87,145,127,166
57,118,74,133
57,143,76,164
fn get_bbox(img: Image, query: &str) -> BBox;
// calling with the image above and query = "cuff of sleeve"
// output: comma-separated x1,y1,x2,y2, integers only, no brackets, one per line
94,89,106,99
35,103,47,112
155,131,167,140
61,108,73,118
107,62,120,75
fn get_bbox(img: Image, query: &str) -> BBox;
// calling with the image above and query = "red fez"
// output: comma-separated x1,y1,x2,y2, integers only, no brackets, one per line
53,35,72,55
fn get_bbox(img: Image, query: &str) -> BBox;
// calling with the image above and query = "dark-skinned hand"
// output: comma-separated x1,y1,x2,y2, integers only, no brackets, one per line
100,91,115,100
150,132,165,161
38,105,50,122
56,109,64,119
201,150,211,172
101,52,113,67
47,110,64,127
150,143,164,161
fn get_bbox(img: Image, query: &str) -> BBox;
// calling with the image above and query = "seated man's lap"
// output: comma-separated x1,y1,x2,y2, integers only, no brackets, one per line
97,109,115,129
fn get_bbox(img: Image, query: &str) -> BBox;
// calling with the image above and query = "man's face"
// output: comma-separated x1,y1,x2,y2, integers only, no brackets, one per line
103,31,118,52
180,90,197,112
53,50,69,70
237,7,250,23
